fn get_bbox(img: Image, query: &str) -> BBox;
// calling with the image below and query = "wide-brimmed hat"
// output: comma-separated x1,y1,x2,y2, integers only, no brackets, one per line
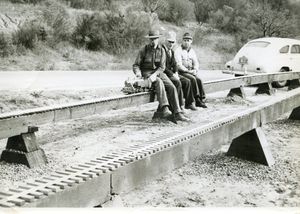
166,31,176,42
145,29,161,39
182,32,193,40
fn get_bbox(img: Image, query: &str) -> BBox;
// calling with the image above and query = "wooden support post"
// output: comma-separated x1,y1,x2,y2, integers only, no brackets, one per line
288,79,300,91
227,127,274,166
0,126,47,168
227,86,246,99
255,83,275,95
289,106,300,120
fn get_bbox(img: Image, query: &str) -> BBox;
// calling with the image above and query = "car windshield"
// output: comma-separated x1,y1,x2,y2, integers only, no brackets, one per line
245,41,270,48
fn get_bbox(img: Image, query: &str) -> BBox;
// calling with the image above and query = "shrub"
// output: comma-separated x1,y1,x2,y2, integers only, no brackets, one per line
41,0,73,44
158,0,194,26
141,0,167,13
194,0,216,24
192,26,216,45
72,13,107,51
64,0,114,11
124,11,153,50
9,0,45,4
72,11,152,55
12,21,42,49
0,33,15,57
209,6,235,32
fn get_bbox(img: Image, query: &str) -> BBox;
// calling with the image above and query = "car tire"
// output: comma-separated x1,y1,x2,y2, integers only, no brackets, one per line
273,68,288,88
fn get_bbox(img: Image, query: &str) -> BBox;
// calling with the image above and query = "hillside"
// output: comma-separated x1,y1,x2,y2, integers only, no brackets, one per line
0,0,237,71
0,0,299,71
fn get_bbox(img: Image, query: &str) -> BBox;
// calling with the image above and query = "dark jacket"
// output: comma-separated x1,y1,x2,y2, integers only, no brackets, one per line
133,44,166,78
162,44,178,78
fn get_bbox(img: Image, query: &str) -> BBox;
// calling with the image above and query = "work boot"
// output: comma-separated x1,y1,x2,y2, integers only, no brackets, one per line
174,113,191,122
180,106,188,114
195,99,207,108
161,106,172,118
185,103,198,111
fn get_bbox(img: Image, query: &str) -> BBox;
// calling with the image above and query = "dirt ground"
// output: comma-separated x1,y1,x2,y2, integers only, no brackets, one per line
119,117,300,207
0,88,299,208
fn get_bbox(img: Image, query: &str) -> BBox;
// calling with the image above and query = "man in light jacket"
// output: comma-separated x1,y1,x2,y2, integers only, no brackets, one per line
174,32,207,108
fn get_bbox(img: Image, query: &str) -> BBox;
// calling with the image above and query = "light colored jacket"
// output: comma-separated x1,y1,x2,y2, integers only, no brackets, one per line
174,46,199,72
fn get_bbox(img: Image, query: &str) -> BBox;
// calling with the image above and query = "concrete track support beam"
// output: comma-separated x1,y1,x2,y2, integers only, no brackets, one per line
227,86,246,99
288,79,300,90
255,83,275,95
289,106,300,120
0,126,47,168
227,127,275,166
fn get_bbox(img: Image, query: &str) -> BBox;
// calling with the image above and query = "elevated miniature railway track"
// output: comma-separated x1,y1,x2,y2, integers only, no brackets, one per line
0,71,300,140
0,86,299,207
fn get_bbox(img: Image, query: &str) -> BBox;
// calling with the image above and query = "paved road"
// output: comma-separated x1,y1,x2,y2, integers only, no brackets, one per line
0,70,232,91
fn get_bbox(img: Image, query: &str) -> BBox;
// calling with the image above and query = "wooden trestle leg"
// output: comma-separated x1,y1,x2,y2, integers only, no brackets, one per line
289,106,300,120
227,127,275,166
0,126,47,168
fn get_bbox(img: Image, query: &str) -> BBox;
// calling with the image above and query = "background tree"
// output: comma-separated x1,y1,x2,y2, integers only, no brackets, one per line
141,0,165,13
158,0,194,26
249,0,296,37
193,0,215,25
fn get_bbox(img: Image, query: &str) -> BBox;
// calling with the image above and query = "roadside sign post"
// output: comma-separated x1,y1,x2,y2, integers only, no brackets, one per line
239,56,248,75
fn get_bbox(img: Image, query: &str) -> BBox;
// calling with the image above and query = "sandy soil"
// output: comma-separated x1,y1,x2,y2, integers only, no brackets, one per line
120,118,300,207
0,88,299,208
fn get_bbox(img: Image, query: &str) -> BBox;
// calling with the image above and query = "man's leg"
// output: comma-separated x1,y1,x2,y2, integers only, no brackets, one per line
180,72,200,99
179,74,195,108
180,73,207,108
159,73,181,114
196,76,206,101
154,77,169,111
169,75,184,107
159,73,190,121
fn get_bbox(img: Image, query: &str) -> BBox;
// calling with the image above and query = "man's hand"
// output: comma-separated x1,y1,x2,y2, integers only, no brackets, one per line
173,72,180,80
148,73,157,83
190,69,197,76
135,71,142,78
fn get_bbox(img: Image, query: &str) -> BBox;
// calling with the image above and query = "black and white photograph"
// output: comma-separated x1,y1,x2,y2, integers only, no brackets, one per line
0,0,299,212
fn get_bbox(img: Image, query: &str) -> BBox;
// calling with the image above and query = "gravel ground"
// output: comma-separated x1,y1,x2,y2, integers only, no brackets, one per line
120,117,300,207
0,87,299,208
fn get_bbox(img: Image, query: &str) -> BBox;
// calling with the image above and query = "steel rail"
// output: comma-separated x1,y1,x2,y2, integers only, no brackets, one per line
0,71,299,140
0,87,299,207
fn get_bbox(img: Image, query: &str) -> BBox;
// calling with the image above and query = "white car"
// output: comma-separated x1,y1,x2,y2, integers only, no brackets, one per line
225,37,300,87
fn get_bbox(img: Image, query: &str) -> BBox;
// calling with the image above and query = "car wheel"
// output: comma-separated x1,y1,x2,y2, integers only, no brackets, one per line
273,68,288,88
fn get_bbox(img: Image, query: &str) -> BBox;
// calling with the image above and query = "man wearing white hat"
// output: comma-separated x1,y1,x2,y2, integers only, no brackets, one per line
162,31,198,112
133,29,189,121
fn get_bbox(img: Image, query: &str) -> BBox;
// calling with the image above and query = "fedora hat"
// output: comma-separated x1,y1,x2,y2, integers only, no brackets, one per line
182,32,193,40
166,31,176,42
145,29,161,39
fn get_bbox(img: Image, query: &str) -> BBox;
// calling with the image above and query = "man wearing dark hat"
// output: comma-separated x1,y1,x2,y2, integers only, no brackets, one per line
133,29,189,121
174,32,207,108
162,31,198,111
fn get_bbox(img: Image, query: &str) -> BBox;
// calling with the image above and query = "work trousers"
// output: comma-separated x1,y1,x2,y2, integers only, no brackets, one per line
179,75,195,106
158,73,181,114
152,77,169,108
180,72,206,100
168,75,184,107
142,71,169,108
